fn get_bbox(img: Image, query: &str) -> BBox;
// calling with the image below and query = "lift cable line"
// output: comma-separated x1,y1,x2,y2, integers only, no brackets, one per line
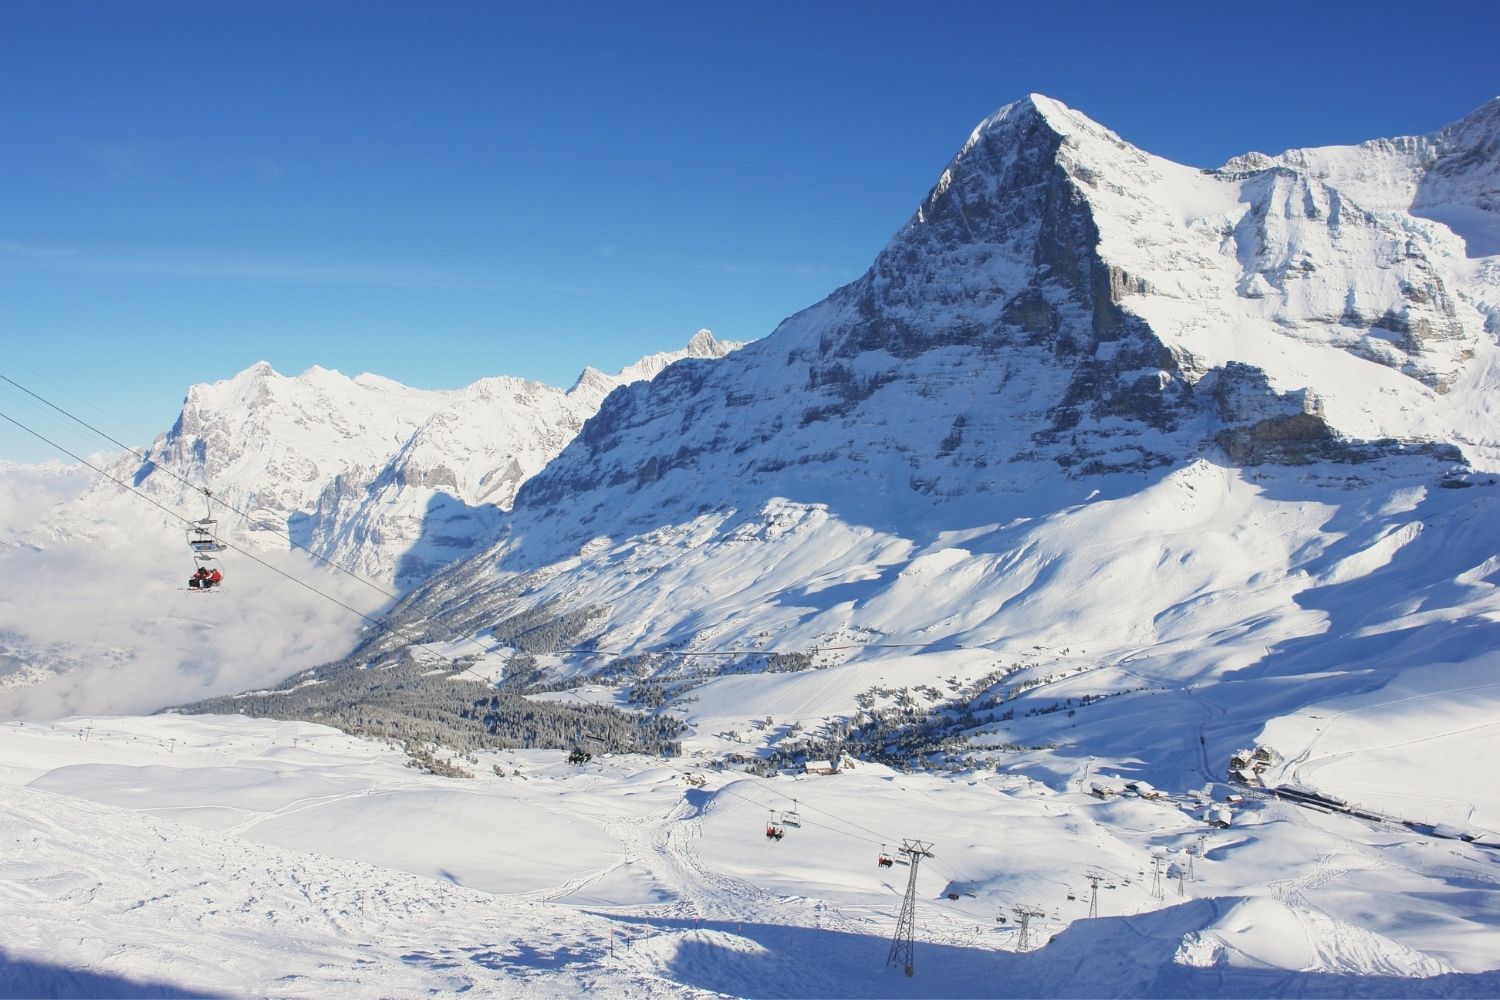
0,407,498,681
0,369,568,666
0,348,164,447
3,370,1021,669
0,371,409,604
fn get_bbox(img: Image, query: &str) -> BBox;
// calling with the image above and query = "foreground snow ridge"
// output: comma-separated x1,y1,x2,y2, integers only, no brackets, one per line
4,716,1500,998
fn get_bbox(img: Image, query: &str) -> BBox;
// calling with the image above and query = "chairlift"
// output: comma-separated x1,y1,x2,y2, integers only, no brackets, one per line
185,519,226,554
184,490,226,555
183,489,228,593
780,798,802,829
765,810,784,841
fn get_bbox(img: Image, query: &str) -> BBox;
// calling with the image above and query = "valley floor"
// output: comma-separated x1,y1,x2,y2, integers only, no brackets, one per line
3,714,1499,998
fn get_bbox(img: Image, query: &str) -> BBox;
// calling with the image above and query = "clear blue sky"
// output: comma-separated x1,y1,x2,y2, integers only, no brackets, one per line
2,0,1496,461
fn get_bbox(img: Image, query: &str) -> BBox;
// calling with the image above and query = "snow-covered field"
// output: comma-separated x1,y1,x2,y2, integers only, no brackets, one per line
4,711,1499,998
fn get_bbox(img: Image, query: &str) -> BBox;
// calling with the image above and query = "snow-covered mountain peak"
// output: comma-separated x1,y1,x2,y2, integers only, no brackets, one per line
74,331,744,588
418,97,1500,655
684,327,725,356
566,329,741,401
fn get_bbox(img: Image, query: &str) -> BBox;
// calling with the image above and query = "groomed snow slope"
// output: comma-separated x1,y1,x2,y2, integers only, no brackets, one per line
4,715,1499,997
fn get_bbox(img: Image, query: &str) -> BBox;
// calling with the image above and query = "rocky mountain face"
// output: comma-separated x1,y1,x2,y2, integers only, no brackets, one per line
376,95,1499,674
478,97,1495,561
96,331,738,587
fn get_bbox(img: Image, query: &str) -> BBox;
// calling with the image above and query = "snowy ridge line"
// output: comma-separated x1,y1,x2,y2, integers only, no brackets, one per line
556,641,974,657
0,405,496,683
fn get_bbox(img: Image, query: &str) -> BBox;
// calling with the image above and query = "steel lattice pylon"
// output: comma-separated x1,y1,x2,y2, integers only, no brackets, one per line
885,839,935,977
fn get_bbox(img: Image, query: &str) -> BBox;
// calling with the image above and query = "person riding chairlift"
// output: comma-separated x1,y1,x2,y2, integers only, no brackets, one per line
189,567,211,589
208,567,223,587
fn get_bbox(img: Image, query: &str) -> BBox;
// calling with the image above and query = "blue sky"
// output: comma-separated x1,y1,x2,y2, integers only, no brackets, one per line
2,0,1497,461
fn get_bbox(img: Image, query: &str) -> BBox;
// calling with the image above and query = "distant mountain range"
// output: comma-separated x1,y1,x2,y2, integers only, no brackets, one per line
96,329,738,587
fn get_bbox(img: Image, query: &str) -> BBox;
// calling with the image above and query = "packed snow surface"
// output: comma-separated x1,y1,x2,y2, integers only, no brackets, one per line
4,714,1499,998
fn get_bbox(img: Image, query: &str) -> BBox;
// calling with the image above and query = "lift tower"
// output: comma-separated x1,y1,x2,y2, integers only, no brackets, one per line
885,839,935,977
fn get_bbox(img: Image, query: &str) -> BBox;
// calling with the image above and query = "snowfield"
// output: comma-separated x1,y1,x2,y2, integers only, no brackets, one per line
3,713,1499,997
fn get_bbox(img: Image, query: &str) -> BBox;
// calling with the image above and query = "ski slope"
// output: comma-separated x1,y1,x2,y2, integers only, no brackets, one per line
3,714,1498,997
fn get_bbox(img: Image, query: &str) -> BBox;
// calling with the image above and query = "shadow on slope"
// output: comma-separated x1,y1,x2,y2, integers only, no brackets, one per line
1215,474,1500,730
602,899,1500,999
393,491,505,588
0,947,226,999
943,462,1493,794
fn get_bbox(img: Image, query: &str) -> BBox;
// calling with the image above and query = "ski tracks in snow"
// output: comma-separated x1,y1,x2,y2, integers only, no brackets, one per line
1263,849,1449,977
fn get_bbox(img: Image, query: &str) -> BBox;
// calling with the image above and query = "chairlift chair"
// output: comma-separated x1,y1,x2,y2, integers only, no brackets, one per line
185,518,226,555
780,799,802,828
